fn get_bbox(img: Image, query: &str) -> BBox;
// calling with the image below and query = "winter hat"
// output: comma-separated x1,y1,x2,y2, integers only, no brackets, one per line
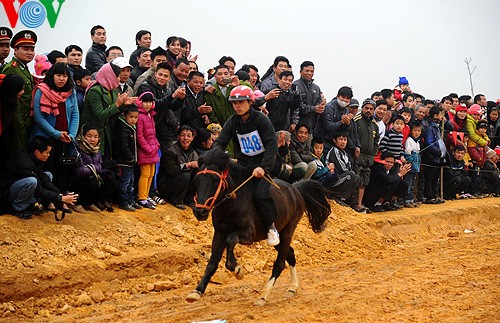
362,98,376,108
34,54,52,78
135,91,155,109
455,104,468,112
468,104,482,115
207,123,222,133
476,120,488,129
349,98,360,107
399,76,409,86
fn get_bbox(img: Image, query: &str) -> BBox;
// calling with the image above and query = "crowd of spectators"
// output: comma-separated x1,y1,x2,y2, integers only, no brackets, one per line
0,25,499,220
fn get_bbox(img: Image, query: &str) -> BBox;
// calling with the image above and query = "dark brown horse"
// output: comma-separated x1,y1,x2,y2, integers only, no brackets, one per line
186,149,331,306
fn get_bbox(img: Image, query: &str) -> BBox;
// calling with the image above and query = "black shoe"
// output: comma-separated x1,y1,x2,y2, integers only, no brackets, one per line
27,203,44,215
383,202,396,211
390,202,403,210
12,209,33,219
95,201,107,210
175,204,186,210
101,201,114,212
370,205,386,212
119,204,136,212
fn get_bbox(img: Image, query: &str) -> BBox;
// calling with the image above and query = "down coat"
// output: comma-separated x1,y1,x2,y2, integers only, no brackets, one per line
137,106,160,165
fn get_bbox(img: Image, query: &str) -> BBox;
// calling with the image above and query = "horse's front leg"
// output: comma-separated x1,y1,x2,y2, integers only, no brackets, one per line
225,229,254,280
186,231,226,302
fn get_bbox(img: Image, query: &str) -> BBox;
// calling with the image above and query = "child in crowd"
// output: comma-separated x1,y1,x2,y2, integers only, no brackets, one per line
403,121,421,207
310,136,340,191
113,105,142,211
379,115,406,171
398,107,412,144
72,125,118,212
393,76,411,102
72,68,92,115
33,54,51,84
444,145,472,199
468,120,490,197
136,92,160,209
207,123,222,141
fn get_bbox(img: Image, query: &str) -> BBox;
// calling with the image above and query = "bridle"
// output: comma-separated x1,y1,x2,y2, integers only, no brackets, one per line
194,168,229,211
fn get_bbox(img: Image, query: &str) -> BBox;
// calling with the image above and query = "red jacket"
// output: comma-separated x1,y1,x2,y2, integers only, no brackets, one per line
136,107,160,165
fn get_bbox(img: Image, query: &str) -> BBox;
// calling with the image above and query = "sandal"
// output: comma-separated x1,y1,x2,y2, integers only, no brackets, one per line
151,196,167,205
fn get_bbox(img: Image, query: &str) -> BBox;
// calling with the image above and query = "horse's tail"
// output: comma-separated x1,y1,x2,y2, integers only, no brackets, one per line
293,179,331,233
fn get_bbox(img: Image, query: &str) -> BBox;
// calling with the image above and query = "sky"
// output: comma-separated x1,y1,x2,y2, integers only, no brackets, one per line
1,0,499,102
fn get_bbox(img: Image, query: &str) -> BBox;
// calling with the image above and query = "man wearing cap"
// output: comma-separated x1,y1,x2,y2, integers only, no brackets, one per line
213,85,280,246
0,27,13,70
112,57,134,96
353,99,380,213
2,30,37,155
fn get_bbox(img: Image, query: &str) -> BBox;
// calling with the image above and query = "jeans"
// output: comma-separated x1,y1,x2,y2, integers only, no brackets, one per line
117,166,134,205
404,172,417,202
9,177,38,211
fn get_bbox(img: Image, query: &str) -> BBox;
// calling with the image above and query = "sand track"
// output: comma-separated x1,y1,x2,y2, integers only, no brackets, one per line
0,198,498,322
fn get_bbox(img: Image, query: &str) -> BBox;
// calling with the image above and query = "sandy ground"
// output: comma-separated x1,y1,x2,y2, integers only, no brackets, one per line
0,197,498,322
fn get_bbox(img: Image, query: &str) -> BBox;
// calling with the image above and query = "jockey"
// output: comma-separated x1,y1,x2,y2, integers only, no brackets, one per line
213,85,280,246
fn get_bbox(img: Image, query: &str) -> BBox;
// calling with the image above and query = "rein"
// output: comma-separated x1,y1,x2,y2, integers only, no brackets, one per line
194,169,280,211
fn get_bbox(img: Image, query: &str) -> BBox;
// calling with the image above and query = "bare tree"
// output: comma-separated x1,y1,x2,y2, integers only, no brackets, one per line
464,57,476,97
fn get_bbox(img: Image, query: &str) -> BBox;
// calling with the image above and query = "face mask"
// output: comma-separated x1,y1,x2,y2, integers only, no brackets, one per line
337,99,348,108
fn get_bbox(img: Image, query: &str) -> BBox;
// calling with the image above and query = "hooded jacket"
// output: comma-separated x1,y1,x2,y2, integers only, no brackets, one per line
136,106,160,165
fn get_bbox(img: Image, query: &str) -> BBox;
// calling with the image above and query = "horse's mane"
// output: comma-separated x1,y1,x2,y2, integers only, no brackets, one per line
199,148,231,171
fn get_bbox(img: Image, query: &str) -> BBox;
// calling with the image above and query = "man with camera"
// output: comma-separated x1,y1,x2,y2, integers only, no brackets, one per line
258,70,300,133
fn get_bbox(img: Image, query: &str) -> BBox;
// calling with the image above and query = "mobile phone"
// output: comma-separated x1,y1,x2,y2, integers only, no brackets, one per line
222,77,232,84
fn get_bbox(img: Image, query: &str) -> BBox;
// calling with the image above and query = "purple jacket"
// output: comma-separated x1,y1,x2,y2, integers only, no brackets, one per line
137,107,160,165
75,150,103,178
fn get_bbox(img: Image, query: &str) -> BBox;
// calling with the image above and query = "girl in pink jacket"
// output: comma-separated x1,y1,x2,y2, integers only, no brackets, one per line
136,92,160,209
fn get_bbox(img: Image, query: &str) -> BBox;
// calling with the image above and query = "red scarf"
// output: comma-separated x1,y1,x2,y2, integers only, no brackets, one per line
30,83,72,116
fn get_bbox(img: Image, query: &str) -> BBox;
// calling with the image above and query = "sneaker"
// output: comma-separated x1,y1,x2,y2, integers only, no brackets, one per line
131,202,143,210
86,204,102,213
403,202,415,208
119,204,136,211
370,205,386,213
11,209,33,219
146,197,157,206
390,201,403,210
70,204,87,213
267,227,280,246
139,200,156,210
151,195,167,205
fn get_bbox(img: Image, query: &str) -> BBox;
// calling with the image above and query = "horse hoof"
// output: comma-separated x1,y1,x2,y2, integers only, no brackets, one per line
285,290,297,298
186,290,202,302
254,298,267,306
234,265,244,280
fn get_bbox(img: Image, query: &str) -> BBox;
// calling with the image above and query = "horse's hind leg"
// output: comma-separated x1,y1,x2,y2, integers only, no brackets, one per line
186,232,226,302
284,246,299,297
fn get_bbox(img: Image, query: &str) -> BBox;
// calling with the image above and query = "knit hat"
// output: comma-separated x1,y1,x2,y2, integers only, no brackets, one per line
33,54,52,78
455,104,468,112
362,98,376,108
468,104,482,115
476,120,488,129
349,98,359,107
399,76,409,86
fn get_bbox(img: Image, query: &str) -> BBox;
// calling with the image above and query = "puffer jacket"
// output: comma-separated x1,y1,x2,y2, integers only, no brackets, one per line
136,106,160,165
137,76,182,152
422,121,446,165
75,149,103,178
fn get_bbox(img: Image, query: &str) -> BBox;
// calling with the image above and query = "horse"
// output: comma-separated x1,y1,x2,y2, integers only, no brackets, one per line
186,149,332,306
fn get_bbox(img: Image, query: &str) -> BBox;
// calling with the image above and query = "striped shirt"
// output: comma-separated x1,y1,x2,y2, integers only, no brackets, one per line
379,129,403,159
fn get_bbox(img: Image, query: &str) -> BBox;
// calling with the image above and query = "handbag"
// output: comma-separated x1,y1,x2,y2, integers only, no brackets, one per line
60,139,81,165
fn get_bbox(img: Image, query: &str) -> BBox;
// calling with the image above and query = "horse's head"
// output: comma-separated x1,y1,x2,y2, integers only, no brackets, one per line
193,149,230,221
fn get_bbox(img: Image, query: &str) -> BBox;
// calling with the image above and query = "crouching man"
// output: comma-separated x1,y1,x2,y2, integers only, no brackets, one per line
0,136,78,219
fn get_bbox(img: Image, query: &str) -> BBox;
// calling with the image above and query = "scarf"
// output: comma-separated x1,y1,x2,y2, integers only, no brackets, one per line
76,128,100,154
30,83,72,116
85,63,119,97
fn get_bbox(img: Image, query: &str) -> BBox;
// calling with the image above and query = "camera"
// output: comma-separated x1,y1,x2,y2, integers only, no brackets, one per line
222,77,232,84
